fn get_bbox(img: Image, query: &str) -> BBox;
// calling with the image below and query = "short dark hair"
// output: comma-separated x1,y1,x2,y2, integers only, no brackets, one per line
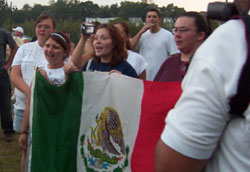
178,11,210,39
36,14,56,29
146,8,161,18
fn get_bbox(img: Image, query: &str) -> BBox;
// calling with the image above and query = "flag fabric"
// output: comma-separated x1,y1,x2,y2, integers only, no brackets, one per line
28,71,182,172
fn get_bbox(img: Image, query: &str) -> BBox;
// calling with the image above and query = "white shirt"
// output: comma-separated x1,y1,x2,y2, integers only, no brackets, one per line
44,66,65,87
137,28,179,81
127,50,147,76
161,19,250,172
12,41,48,110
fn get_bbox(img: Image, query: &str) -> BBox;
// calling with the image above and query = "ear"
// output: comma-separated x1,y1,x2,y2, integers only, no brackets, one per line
197,32,206,42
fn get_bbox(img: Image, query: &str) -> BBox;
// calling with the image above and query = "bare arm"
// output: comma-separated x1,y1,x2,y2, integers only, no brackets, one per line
4,44,18,70
23,39,30,44
18,93,31,150
11,65,30,97
71,34,94,69
138,70,146,80
130,23,153,50
154,139,207,172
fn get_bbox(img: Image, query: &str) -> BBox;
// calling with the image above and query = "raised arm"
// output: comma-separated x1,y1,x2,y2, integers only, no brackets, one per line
71,34,94,69
130,23,153,50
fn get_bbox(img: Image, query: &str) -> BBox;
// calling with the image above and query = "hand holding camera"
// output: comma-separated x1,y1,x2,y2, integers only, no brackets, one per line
81,22,95,35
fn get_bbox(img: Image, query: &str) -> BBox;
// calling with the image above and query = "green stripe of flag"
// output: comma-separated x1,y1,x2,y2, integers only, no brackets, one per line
31,71,83,172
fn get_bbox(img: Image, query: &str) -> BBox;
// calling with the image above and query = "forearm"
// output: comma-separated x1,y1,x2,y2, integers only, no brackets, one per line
11,66,30,96
71,35,88,69
155,139,207,172
7,45,18,64
130,31,143,50
131,24,152,50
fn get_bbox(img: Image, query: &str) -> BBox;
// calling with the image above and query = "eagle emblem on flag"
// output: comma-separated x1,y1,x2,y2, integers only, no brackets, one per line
80,107,129,171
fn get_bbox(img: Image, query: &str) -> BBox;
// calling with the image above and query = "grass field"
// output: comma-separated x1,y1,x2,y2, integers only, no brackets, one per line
0,70,22,172
0,128,22,172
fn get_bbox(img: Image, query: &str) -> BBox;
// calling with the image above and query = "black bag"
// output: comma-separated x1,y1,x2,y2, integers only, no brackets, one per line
229,15,250,117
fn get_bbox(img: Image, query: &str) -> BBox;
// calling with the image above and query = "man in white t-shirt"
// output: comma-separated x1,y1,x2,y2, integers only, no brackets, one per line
131,9,179,81
154,1,250,172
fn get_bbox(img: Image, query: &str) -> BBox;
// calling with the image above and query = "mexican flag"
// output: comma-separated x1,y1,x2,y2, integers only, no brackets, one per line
27,71,182,172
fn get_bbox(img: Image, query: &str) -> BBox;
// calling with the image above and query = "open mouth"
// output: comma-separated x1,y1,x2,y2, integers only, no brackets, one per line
95,46,103,52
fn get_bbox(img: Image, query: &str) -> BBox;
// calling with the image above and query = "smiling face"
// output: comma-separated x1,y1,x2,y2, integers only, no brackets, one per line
35,19,55,47
93,28,114,62
44,38,65,69
174,16,204,55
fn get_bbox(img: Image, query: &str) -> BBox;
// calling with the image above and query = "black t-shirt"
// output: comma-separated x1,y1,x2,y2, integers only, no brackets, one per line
82,60,138,78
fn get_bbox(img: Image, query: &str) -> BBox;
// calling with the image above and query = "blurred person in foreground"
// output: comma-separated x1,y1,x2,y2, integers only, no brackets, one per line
154,12,209,82
155,0,250,171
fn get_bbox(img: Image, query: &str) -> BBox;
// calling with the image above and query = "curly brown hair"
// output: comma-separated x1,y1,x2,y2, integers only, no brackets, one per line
93,24,127,67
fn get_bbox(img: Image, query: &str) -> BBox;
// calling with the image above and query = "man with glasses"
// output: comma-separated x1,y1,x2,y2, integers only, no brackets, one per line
131,8,179,81
155,0,250,171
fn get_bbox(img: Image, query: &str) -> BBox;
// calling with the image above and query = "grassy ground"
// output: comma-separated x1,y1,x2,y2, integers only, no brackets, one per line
0,128,22,172
0,69,22,172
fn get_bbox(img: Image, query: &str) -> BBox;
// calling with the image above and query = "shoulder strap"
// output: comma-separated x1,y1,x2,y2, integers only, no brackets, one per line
86,58,93,71
229,16,250,116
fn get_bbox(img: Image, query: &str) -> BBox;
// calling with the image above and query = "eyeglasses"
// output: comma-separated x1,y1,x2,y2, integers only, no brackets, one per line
37,24,52,30
172,27,197,34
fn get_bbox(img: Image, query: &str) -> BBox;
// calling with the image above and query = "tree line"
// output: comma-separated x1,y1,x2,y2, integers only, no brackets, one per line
0,0,186,43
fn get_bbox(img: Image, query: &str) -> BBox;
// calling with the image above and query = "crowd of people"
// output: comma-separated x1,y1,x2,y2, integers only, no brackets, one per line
0,0,249,171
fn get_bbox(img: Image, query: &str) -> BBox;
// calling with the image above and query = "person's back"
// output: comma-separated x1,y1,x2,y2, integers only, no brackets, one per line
154,1,250,171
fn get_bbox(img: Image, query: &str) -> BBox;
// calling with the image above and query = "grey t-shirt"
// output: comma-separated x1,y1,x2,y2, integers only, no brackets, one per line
0,28,16,69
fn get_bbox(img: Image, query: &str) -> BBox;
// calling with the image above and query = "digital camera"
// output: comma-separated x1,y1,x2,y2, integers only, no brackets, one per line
207,2,239,21
81,22,95,35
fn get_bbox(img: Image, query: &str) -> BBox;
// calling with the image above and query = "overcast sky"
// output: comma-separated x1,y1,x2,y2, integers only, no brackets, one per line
11,0,232,12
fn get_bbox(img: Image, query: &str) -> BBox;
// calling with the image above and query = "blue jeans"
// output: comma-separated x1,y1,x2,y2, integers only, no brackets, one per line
13,108,24,132
0,69,14,135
